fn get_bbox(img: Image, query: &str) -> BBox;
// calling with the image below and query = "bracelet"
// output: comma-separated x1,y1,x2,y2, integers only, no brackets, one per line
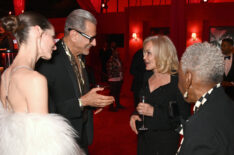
78,98,84,109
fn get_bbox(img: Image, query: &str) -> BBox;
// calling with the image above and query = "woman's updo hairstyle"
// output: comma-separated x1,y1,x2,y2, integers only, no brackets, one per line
1,12,52,45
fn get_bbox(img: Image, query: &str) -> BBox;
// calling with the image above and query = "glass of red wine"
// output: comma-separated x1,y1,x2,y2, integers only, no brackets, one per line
96,84,110,96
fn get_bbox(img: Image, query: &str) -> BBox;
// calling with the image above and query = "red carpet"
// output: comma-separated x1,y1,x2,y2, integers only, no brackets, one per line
89,96,137,155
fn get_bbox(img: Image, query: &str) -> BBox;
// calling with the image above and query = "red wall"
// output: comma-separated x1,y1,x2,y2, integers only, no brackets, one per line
97,2,234,55
186,3,234,43
49,3,234,95
95,2,234,95
49,18,66,34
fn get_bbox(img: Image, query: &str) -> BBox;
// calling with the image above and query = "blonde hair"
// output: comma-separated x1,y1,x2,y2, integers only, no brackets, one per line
143,35,178,74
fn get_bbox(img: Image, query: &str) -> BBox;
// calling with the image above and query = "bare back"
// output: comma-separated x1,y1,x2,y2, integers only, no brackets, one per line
0,66,48,114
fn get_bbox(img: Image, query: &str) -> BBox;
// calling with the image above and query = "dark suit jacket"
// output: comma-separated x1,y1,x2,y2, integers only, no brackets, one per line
130,48,146,93
223,53,234,99
178,86,234,155
130,49,146,106
36,40,93,148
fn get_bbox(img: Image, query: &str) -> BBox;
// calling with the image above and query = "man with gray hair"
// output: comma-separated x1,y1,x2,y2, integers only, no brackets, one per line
177,42,234,155
36,9,114,153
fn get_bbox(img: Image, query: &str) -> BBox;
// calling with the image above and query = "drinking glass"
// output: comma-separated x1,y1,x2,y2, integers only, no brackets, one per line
138,96,148,131
96,84,110,96
94,84,111,114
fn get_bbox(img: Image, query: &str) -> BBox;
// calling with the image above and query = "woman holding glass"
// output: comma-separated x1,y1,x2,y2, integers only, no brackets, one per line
130,35,190,155
0,13,83,154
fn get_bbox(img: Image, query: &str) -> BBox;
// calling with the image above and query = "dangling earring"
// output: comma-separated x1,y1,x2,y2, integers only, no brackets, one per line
183,91,188,99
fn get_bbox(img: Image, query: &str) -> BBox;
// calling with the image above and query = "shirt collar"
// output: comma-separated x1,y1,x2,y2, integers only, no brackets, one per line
193,83,221,113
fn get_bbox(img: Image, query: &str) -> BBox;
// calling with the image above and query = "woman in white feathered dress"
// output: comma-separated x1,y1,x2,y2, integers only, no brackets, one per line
0,12,84,155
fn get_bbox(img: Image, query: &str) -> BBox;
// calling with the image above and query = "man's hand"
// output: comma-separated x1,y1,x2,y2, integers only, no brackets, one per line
80,87,114,107
136,103,154,117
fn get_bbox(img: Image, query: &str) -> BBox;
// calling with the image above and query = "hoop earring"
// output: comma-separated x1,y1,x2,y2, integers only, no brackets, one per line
183,91,188,99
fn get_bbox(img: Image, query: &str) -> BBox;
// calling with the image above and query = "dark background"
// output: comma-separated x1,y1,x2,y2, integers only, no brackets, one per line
0,0,80,18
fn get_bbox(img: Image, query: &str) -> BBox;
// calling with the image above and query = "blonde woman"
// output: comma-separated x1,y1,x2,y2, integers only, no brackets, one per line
130,35,190,155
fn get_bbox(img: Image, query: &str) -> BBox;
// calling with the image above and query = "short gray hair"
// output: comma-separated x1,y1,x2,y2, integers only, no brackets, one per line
181,42,224,83
64,9,97,35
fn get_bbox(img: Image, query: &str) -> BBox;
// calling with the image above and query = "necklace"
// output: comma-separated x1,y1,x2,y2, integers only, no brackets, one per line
61,40,85,94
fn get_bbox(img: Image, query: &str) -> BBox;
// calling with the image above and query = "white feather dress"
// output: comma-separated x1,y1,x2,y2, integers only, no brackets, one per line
0,105,85,155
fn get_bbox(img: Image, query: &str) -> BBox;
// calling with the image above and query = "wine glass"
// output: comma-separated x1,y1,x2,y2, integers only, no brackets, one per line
138,96,148,131
94,84,111,114
96,84,110,96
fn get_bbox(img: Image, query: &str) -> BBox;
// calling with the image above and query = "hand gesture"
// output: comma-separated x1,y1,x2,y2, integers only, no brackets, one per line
80,87,114,107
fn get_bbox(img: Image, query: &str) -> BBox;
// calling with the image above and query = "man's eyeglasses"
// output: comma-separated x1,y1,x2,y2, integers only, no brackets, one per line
68,28,96,43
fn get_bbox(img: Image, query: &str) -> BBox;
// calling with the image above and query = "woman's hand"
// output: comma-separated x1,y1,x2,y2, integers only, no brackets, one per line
136,103,154,117
130,115,141,134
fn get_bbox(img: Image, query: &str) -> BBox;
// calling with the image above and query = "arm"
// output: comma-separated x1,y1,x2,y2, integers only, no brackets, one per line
138,82,183,129
26,73,48,114
0,74,6,108
136,102,154,116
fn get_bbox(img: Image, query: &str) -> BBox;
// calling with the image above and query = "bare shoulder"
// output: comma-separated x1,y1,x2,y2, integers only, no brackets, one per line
25,71,47,86
29,71,47,83
13,69,47,89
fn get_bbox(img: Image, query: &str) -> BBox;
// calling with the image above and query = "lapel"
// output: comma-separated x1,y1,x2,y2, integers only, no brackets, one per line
57,40,80,98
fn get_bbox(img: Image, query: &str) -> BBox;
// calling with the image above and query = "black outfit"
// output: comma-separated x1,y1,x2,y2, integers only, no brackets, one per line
106,53,123,110
130,49,146,107
178,86,234,155
135,72,190,155
99,47,112,81
223,53,234,100
36,40,93,153
109,80,123,109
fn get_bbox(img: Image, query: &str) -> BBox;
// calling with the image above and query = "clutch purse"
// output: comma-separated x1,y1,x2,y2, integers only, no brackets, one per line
168,101,179,118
